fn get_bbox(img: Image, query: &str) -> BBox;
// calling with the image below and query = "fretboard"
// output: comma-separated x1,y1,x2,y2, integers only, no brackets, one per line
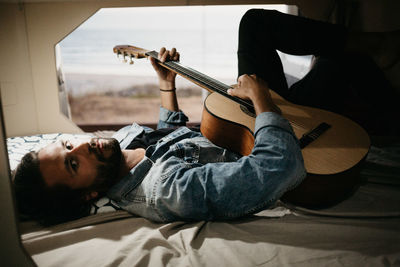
146,50,254,112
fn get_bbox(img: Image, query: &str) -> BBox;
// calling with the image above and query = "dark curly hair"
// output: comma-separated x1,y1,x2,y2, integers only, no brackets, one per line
12,151,92,226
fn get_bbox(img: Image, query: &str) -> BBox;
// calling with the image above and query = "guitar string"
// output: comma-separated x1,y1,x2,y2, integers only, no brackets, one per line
147,51,253,109
167,60,309,130
146,51,308,131
170,62,310,130
166,61,260,111
146,52,226,90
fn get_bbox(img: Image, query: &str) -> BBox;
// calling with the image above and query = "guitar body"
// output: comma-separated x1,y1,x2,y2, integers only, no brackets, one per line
113,45,371,207
201,93,255,156
201,92,370,207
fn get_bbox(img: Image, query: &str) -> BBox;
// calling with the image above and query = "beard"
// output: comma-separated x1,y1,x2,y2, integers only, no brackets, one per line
88,138,122,194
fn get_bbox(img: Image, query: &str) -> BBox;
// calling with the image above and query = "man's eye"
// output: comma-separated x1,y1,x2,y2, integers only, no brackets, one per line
65,141,73,150
70,159,78,171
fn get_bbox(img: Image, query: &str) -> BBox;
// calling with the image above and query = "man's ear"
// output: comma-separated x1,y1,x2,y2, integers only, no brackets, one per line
84,191,98,201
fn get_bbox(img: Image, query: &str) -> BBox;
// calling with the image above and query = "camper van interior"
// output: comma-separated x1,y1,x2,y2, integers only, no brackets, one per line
1,0,400,266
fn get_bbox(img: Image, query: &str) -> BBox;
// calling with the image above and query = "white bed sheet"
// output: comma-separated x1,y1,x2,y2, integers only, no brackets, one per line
22,211,400,267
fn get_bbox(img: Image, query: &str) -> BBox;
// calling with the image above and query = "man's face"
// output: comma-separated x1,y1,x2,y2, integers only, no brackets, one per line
38,137,122,191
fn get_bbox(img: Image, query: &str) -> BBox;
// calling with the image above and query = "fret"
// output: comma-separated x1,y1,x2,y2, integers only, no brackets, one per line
167,62,228,94
147,51,227,92
146,50,254,111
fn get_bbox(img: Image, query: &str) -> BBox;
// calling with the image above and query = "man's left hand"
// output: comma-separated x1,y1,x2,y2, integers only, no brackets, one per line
150,47,180,90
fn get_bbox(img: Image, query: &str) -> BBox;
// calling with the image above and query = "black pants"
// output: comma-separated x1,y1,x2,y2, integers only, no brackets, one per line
238,9,398,134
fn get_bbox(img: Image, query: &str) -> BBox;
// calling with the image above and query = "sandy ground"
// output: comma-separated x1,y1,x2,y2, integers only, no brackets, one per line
69,94,203,125
65,72,204,124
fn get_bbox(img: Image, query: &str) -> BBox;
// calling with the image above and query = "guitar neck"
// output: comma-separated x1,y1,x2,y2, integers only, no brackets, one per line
146,51,254,111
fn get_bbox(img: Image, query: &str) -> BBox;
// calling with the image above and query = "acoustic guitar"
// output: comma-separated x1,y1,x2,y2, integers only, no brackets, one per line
114,45,371,207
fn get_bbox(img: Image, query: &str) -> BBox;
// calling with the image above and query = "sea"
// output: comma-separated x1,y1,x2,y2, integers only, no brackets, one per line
59,28,238,78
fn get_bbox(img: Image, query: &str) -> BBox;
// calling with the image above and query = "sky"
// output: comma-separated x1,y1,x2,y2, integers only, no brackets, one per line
79,5,290,31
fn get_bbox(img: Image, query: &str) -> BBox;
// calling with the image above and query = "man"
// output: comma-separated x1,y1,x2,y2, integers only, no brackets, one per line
13,47,306,225
14,8,399,225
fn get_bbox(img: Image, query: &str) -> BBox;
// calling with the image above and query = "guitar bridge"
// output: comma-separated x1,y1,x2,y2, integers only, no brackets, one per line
299,122,331,149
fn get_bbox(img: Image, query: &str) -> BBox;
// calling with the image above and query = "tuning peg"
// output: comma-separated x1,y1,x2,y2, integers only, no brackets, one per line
123,53,128,63
116,51,121,59
129,56,134,65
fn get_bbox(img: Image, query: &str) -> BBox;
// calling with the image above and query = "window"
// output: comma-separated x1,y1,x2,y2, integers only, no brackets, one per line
56,5,306,128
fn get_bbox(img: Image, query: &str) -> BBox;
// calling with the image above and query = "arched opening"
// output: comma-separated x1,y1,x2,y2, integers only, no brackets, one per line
56,5,307,131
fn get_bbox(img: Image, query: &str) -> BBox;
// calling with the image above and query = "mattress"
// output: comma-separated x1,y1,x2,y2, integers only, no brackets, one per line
7,133,400,266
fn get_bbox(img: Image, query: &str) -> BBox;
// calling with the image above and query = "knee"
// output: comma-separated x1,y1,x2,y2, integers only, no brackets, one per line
240,9,261,28
239,9,278,32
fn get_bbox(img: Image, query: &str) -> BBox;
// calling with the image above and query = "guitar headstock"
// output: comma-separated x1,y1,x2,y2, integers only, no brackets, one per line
113,45,150,64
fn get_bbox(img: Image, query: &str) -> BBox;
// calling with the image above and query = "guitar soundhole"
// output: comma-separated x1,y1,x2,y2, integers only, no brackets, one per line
240,105,256,118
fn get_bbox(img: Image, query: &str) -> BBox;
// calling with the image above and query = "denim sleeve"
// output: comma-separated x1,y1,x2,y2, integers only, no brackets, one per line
157,106,189,129
156,112,307,221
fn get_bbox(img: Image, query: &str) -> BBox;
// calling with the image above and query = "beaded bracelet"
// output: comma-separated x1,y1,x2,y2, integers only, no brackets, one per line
160,88,176,92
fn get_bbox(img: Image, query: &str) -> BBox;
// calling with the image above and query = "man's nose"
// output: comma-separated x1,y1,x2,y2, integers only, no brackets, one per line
70,141,89,155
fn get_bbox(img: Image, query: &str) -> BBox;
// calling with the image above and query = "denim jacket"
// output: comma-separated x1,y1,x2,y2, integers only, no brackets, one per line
107,106,306,222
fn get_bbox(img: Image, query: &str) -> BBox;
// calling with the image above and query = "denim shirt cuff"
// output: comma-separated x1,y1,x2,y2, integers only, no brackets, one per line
254,112,294,137
158,106,189,129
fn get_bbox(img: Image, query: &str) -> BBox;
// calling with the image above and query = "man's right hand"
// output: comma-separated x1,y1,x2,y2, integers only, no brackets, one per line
227,74,281,116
